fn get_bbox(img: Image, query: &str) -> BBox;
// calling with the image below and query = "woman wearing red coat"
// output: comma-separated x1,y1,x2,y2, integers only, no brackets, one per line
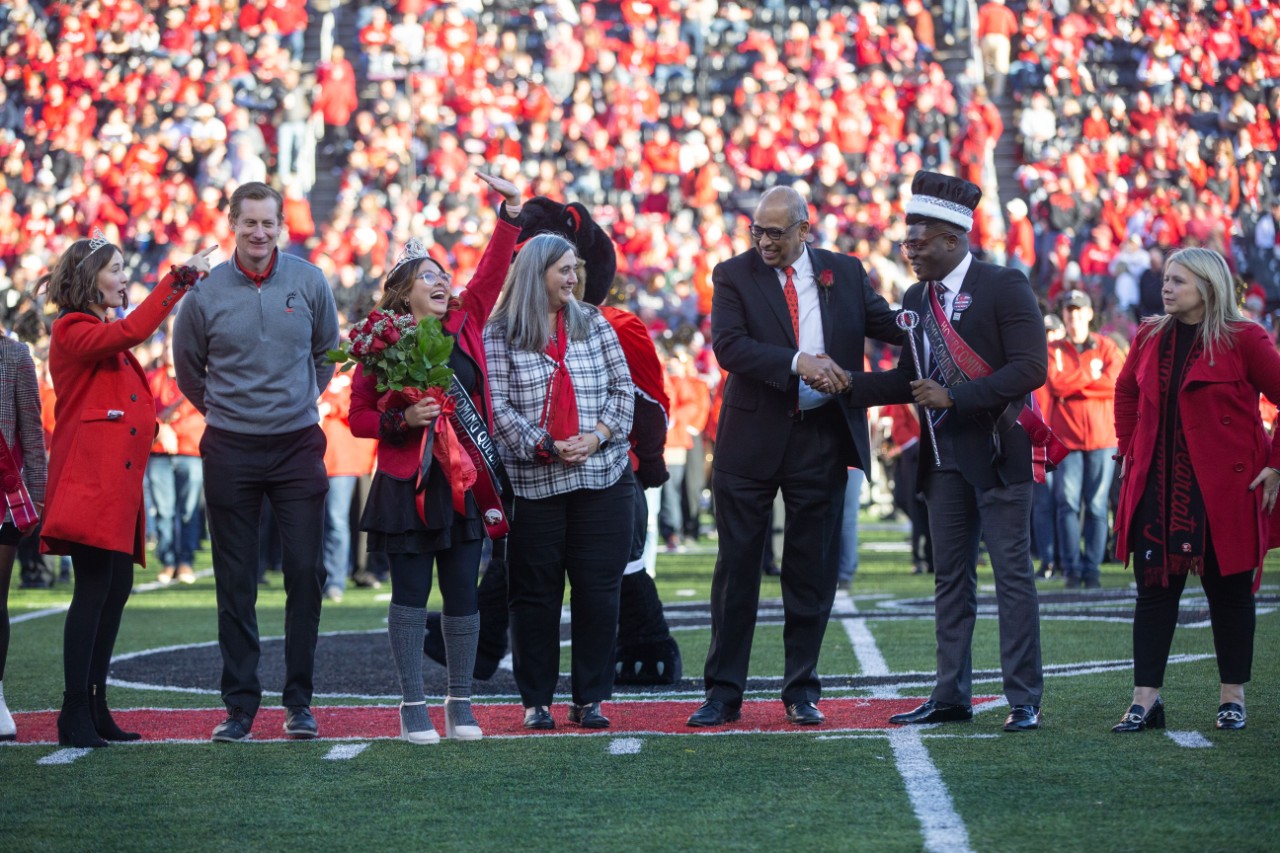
348,172,522,745
1112,247,1280,734
40,232,213,747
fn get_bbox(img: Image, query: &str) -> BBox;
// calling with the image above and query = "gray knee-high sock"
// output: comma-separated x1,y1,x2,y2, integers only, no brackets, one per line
441,612,480,700
388,604,427,705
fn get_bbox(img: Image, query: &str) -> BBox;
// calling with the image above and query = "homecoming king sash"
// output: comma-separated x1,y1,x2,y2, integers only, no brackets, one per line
922,282,1067,483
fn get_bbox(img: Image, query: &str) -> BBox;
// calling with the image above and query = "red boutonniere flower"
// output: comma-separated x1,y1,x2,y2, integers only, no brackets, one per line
818,269,834,289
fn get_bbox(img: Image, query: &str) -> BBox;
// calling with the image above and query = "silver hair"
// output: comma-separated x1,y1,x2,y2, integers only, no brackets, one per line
489,233,591,352
756,185,808,224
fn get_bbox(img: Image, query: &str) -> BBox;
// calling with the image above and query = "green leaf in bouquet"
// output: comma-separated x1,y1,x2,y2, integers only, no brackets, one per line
326,348,349,364
426,365,455,389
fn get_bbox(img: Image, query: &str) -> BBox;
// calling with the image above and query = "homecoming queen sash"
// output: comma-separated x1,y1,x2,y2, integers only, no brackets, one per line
422,377,511,540
922,283,1067,483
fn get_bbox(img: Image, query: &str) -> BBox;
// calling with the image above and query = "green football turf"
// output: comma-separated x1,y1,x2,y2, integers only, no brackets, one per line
2,519,1278,851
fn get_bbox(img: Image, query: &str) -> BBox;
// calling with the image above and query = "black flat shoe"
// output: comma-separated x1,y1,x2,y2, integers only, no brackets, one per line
568,702,610,729
785,701,824,725
1112,697,1165,733
686,699,741,727
889,700,973,725
1216,702,1246,731
523,705,554,730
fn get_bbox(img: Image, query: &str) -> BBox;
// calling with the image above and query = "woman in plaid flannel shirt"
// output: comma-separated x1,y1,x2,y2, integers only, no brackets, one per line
484,233,635,731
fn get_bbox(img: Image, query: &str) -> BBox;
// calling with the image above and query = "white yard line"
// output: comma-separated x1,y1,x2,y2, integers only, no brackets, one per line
37,748,93,765
889,727,975,853
608,737,644,755
11,604,70,625
1165,731,1214,749
834,590,894,697
322,743,370,760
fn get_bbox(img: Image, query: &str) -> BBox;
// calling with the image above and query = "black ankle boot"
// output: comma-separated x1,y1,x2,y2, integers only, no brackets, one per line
91,684,140,741
58,692,109,748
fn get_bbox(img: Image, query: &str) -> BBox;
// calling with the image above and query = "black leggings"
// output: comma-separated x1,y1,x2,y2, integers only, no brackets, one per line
1132,542,1255,687
0,539,15,681
63,545,134,694
387,539,483,615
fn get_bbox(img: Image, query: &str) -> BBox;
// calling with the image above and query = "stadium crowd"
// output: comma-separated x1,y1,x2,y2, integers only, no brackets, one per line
4,0,1280,590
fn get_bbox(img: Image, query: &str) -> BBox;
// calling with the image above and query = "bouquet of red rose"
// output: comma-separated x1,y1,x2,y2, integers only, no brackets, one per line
328,310,455,394
328,310,476,513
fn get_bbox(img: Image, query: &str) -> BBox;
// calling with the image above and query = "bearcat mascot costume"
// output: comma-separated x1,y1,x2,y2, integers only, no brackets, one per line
425,197,684,685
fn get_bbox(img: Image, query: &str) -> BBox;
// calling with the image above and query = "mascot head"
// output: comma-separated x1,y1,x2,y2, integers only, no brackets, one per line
514,197,617,306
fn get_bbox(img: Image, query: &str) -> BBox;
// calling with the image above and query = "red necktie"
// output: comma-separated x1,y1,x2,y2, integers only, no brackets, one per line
783,266,800,344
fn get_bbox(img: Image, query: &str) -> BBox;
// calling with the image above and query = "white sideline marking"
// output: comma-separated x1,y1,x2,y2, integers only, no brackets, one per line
1165,731,1213,749
11,604,70,625
37,748,93,765
834,592,894,697
889,728,974,853
323,743,370,760
608,737,643,755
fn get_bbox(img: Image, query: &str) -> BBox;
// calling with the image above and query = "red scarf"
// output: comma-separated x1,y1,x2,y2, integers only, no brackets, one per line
539,309,579,440
1137,322,1207,586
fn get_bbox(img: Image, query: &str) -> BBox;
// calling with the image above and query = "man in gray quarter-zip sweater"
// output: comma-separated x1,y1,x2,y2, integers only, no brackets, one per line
174,181,339,743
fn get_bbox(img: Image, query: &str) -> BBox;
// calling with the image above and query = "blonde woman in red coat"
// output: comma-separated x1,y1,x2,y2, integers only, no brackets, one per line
1112,247,1280,734
40,233,213,747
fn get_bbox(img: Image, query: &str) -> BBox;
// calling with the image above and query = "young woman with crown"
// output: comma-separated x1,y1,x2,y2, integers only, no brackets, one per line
348,172,523,744
39,230,215,747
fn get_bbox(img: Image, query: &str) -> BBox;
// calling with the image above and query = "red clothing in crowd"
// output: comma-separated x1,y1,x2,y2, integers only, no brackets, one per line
1045,332,1122,451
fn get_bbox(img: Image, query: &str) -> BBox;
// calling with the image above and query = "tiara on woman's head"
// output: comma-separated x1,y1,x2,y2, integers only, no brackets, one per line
390,238,430,276
76,227,112,268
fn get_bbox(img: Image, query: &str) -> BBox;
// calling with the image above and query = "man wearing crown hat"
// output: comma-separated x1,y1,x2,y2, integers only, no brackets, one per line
688,185,904,728
847,171,1049,732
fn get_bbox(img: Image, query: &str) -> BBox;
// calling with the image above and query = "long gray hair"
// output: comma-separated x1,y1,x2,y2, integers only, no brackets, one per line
489,233,592,351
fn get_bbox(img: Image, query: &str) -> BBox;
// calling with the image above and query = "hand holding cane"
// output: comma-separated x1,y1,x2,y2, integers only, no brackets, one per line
896,310,942,468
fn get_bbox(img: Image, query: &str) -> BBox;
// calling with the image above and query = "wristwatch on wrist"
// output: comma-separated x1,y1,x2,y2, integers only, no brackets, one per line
591,429,609,447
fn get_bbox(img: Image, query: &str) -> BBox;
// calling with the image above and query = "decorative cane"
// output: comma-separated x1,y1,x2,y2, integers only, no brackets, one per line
896,310,942,468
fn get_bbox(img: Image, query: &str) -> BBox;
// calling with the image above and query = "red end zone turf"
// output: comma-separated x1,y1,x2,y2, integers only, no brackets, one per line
8,697,1000,743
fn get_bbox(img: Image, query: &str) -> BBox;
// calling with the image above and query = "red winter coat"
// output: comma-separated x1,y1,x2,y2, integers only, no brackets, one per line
349,218,518,477
41,273,191,564
1114,320,1280,580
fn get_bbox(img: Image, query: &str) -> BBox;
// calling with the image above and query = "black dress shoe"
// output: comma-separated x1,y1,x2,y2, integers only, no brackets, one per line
785,701,824,726
523,705,555,730
568,702,610,729
1111,697,1165,733
889,700,973,725
283,706,318,739
1216,702,1246,731
1003,704,1041,731
212,708,253,743
686,699,741,727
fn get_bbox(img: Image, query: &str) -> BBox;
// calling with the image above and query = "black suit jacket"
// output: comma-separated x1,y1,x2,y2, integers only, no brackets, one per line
848,259,1047,489
710,245,903,480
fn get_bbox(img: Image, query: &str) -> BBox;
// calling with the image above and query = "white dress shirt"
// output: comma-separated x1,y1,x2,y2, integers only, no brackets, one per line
782,247,832,410
921,252,974,371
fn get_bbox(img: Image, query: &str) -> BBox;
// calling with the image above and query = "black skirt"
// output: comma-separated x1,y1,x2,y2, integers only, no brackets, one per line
360,461,484,555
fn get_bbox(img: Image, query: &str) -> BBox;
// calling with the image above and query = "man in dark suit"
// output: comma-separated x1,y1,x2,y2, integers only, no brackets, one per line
687,186,902,727
848,171,1048,732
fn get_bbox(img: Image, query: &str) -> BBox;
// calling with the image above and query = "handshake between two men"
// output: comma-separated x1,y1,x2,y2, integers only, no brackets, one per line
799,352,953,412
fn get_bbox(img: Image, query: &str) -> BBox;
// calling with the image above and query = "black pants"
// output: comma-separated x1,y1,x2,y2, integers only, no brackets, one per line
1132,538,1255,687
706,404,851,707
507,471,634,707
388,539,483,614
62,544,134,695
202,425,328,718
